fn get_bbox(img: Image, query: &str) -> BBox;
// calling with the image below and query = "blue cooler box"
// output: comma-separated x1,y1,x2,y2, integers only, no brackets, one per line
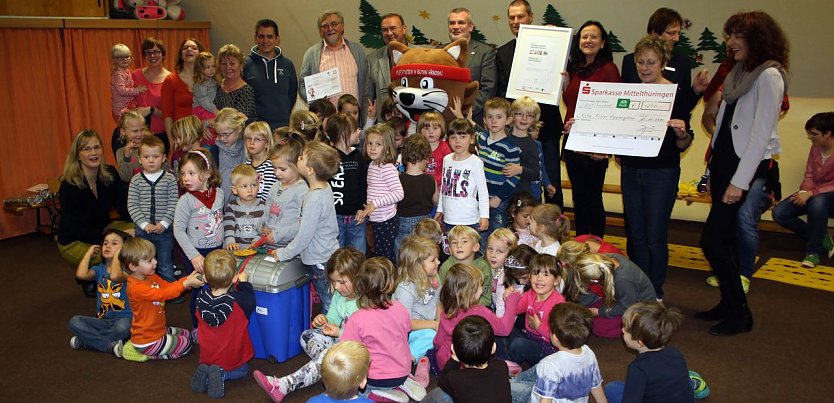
243,255,311,363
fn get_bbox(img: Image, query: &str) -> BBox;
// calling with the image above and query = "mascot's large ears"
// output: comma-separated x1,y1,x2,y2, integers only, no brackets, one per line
388,38,479,124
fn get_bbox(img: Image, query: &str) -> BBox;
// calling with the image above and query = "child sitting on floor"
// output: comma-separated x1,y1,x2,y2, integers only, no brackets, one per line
604,301,704,403
438,225,493,307
309,341,374,403
192,249,255,398
122,237,204,360
68,229,132,357
510,302,606,403
426,315,512,403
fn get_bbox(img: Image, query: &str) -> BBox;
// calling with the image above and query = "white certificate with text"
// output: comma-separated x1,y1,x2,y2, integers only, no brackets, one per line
303,67,342,102
564,81,677,157
507,25,572,105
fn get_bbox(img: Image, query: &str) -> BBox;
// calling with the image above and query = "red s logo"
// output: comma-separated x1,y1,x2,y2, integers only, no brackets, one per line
581,83,591,95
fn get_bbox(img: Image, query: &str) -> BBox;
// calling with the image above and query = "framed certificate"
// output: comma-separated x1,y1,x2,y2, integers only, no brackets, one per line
506,25,573,105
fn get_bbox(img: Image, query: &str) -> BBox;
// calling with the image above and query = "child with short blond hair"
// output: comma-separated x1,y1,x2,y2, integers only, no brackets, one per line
272,141,340,312
128,135,178,281
313,341,374,402
192,249,255,398
439,226,492,307
122,237,204,360
504,96,542,198
110,43,147,122
479,228,518,316
223,164,266,250
116,111,150,182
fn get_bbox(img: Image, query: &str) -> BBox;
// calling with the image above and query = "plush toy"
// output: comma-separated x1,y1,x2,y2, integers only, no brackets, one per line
388,38,479,124
113,0,185,20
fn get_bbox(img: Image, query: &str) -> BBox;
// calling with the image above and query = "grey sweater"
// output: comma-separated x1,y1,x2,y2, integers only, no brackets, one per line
275,185,339,265
584,254,657,318
127,170,178,230
174,189,225,260
223,198,266,248
263,180,308,246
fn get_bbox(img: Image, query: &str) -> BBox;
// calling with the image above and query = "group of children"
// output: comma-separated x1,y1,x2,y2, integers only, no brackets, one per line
69,42,710,401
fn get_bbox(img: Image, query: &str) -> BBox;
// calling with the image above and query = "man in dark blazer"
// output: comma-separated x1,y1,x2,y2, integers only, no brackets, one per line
447,7,496,125
496,0,564,207
365,13,408,121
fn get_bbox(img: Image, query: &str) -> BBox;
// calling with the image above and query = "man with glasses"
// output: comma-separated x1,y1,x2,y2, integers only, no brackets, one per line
299,9,368,122
447,7,496,126
364,13,408,121
244,19,298,130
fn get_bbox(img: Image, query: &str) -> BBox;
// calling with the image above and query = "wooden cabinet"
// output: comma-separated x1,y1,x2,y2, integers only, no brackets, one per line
0,0,107,18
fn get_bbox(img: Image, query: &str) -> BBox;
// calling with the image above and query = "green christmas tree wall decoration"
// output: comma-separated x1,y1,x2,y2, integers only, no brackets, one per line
607,30,625,52
471,27,488,44
358,0,384,49
410,26,431,45
697,27,720,52
712,41,727,63
674,31,702,68
542,4,569,27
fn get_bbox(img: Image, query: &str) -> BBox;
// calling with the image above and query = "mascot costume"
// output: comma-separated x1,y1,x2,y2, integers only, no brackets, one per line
388,39,479,124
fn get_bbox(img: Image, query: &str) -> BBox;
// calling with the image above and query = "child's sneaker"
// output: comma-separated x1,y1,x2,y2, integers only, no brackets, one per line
741,276,751,294
412,356,430,388
121,341,150,362
802,253,820,268
191,364,209,393
112,339,124,358
368,388,409,403
69,336,84,350
396,377,426,401
705,275,719,287
506,360,522,377
253,370,286,402
824,231,834,258
207,365,225,399
689,370,710,399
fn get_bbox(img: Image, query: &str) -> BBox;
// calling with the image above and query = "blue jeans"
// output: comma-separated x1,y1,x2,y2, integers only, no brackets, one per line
337,214,366,254
737,178,769,278
773,191,834,255
222,363,248,381
68,315,132,352
424,388,453,402
604,380,625,403
510,366,537,403
509,332,556,367
309,263,332,314
396,215,430,255
621,165,679,299
136,226,175,282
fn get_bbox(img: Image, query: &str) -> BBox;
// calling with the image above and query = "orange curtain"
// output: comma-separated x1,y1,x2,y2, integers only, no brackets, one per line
0,26,209,240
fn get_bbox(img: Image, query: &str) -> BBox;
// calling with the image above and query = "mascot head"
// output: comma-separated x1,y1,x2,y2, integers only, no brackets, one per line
388,38,479,123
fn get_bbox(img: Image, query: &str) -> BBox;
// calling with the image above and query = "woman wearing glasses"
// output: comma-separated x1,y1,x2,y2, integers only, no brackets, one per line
58,130,132,297
122,38,172,155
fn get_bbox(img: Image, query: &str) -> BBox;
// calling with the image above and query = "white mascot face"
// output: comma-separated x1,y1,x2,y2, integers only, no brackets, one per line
391,76,450,122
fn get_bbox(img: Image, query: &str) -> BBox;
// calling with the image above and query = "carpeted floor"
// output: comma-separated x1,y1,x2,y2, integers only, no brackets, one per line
2,221,833,402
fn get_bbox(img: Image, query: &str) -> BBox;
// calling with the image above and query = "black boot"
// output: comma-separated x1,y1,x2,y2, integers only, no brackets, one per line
709,304,753,336
694,302,727,321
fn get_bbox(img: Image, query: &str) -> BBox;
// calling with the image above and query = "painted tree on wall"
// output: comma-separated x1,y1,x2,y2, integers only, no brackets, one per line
358,0,384,49
410,26,431,45
674,31,702,68
542,4,569,27
608,30,626,52
471,27,488,44
713,41,727,63
697,28,721,52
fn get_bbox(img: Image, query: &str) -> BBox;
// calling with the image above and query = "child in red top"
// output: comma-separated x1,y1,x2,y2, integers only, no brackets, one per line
122,237,204,360
418,111,451,189
192,249,255,398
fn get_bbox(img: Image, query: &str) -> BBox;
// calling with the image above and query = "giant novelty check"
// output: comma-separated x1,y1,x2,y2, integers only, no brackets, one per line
564,81,677,157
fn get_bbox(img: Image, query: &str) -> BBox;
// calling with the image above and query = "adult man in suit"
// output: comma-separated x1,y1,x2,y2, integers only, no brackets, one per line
447,7,496,125
365,13,407,121
496,0,564,207
299,9,368,120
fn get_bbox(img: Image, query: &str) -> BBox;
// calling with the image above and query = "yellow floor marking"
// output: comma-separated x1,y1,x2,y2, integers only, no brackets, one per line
754,258,834,292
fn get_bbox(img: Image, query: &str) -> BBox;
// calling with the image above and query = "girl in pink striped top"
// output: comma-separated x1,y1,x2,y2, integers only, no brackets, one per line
358,124,404,263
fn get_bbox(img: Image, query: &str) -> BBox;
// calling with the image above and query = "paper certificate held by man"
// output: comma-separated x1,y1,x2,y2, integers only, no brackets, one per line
564,81,677,157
